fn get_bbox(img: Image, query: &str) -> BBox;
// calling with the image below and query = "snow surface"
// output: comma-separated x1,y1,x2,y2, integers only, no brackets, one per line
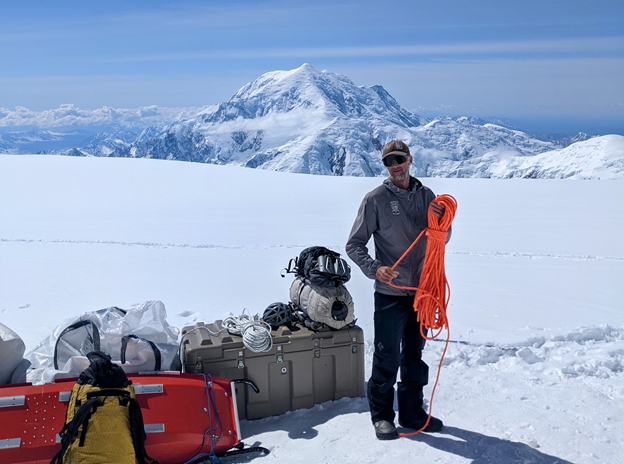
1,154,623,463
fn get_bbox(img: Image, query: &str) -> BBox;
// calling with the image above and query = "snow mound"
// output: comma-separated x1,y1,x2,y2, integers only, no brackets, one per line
436,325,624,379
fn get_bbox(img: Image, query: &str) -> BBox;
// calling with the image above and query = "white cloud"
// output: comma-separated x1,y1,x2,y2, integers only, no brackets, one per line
203,107,332,136
0,104,215,128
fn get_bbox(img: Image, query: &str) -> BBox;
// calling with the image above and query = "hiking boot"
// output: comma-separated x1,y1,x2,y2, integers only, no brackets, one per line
374,420,399,440
399,415,444,433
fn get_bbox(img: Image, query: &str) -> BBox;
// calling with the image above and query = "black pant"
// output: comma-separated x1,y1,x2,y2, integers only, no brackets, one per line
368,292,429,425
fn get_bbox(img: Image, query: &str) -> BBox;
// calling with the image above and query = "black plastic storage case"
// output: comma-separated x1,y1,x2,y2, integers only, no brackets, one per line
181,321,365,420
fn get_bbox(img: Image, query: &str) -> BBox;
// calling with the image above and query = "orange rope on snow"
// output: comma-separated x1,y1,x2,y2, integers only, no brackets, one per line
388,194,457,437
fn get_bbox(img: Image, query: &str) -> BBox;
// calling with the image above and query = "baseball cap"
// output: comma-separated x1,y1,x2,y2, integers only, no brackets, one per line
382,140,410,159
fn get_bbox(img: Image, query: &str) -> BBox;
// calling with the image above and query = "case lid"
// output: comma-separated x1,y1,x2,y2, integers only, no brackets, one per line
181,321,363,359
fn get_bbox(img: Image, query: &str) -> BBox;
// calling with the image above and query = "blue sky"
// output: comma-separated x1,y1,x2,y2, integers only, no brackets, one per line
1,0,623,134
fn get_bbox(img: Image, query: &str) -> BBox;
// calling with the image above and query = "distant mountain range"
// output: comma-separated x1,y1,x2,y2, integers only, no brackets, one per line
2,64,622,179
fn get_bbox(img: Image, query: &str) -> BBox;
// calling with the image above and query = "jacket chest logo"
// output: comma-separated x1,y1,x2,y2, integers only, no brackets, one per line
390,200,400,215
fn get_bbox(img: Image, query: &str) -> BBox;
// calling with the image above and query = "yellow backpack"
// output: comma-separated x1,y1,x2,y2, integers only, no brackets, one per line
51,351,157,464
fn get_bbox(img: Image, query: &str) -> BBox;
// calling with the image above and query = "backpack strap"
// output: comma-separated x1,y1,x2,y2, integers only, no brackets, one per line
280,257,299,278
50,396,102,464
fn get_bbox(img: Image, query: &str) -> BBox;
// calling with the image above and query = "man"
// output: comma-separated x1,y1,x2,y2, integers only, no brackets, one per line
346,140,450,440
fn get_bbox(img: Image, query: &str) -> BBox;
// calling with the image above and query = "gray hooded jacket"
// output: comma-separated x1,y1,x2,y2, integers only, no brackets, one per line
346,177,451,296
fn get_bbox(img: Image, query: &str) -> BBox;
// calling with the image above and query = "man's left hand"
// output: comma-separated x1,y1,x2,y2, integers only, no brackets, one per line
430,202,446,219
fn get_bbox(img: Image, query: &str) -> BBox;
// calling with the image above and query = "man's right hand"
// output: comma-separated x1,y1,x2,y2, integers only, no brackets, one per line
375,266,399,284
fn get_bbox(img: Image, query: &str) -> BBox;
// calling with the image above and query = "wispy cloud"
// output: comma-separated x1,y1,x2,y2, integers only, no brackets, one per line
99,36,624,63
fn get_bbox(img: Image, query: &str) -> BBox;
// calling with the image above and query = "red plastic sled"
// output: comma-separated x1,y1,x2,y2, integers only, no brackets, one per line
0,373,241,464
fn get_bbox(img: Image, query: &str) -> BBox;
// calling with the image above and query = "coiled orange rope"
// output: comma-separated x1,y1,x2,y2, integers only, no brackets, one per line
389,194,457,436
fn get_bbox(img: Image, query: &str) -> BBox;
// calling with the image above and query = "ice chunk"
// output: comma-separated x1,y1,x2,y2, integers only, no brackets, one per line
517,347,541,365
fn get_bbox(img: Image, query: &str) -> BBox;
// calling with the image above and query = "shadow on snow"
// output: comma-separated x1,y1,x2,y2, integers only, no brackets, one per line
239,396,370,440
238,396,573,463
407,425,574,464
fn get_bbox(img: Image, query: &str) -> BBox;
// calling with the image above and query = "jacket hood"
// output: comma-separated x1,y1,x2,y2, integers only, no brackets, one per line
383,176,422,194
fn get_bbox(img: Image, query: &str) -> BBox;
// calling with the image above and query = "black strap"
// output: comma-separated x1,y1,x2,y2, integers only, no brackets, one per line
280,257,299,278
233,379,260,394
54,320,101,370
129,397,159,464
120,335,162,371
217,444,270,459
50,396,102,464
78,402,100,447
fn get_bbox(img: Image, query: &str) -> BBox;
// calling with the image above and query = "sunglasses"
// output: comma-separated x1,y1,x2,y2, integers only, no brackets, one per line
383,154,408,167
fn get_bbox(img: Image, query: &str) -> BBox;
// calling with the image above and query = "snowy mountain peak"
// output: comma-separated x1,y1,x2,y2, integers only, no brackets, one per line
232,63,328,100
12,65,622,180
218,63,420,126
224,64,339,118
